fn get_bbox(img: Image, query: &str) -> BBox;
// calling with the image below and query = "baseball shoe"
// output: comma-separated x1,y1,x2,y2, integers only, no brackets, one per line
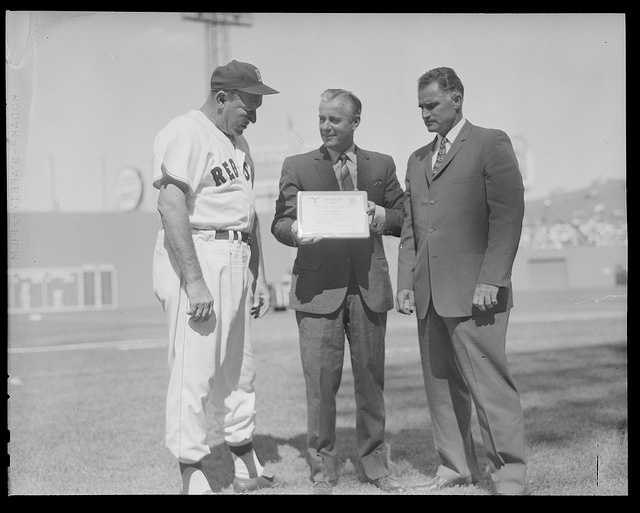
370,474,405,493
421,474,476,490
181,467,214,495
232,472,277,493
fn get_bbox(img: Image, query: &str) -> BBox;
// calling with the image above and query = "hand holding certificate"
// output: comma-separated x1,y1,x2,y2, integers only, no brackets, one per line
296,191,370,239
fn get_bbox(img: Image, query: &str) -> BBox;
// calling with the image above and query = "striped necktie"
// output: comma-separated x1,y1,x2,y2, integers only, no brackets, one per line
338,153,355,190
432,136,448,176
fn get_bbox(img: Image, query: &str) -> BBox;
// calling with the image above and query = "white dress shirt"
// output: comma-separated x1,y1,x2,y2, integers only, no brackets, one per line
326,145,386,232
431,117,467,170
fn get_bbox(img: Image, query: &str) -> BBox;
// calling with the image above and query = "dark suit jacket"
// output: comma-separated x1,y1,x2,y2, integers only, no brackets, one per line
397,121,524,319
271,145,404,315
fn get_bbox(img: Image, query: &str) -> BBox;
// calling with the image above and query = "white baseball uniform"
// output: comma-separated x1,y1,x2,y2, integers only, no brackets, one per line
152,109,258,464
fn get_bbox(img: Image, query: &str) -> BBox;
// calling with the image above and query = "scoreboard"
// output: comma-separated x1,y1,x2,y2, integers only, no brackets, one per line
8,265,117,314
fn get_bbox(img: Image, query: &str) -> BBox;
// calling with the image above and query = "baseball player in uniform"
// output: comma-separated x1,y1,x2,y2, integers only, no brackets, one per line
152,60,278,494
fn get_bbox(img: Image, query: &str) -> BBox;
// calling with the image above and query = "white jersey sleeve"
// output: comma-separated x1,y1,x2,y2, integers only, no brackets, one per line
152,110,255,231
152,117,206,193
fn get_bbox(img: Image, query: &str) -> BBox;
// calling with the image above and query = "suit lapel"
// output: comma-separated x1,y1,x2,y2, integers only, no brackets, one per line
432,120,471,181
354,145,371,189
425,138,436,186
314,146,340,190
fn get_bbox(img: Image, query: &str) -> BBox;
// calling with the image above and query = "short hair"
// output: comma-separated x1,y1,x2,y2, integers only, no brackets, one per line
418,67,464,98
320,88,362,119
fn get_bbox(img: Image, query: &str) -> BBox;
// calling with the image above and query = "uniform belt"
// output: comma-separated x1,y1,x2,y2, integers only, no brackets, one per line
213,230,251,243
190,228,251,243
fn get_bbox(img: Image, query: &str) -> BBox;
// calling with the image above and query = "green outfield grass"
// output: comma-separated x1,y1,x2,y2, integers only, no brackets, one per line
7,299,627,495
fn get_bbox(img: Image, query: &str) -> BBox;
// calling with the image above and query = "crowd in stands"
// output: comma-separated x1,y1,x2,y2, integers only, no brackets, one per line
520,211,627,249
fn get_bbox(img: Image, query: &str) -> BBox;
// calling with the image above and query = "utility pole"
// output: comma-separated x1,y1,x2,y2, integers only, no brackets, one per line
182,13,253,95
48,153,60,211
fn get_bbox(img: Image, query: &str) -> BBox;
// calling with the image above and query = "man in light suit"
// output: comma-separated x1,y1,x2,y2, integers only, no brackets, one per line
396,67,527,495
272,89,405,494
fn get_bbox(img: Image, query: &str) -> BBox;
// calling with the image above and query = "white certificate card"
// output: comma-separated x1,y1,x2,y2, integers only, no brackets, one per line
297,191,369,238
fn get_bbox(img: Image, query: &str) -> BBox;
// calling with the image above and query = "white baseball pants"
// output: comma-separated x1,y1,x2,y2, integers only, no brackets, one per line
153,229,256,464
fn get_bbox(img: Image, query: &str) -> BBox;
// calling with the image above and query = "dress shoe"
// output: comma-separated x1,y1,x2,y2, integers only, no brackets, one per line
312,480,334,495
371,475,405,493
232,472,277,493
422,474,475,490
489,480,527,495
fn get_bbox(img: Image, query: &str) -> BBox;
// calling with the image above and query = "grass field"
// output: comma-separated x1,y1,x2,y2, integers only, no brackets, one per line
7,288,627,495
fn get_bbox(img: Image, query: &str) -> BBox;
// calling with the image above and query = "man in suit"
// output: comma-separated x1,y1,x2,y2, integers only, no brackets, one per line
396,67,527,495
272,89,405,494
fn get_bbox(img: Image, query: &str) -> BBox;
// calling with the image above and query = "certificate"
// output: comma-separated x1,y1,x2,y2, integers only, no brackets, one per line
297,191,369,238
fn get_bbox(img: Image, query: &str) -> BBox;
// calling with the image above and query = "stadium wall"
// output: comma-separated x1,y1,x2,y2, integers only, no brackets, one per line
7,212,627,312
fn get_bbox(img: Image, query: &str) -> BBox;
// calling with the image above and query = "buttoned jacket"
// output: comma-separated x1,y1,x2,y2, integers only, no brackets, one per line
397,121,525,318
272,145,404,314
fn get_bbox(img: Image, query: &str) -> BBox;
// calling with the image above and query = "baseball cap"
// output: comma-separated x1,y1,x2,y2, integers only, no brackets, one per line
211,60,279,95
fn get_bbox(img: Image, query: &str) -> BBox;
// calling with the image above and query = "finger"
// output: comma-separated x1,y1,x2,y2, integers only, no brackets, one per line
473,295,486,312
198,302,211,321
481,293,491,310
483,292,494,310
203,302,214,320
257,295,268,317
190,302,203,319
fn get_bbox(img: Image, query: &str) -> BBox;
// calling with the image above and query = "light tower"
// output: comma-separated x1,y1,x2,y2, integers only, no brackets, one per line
182,12,253,94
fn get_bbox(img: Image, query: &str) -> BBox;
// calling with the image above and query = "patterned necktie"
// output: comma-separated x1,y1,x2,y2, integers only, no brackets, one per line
432,136,448,176
339,153,355,191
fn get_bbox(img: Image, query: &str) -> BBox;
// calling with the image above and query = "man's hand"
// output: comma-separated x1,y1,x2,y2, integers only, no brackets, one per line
291,220,323,246
396,289,415,315
250,279,271,319
367,200,376,222
185,277,215,321
472,283,499,312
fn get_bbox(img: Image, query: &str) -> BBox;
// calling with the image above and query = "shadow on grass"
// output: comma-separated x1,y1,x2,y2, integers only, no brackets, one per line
199,428,490,493
201,341,626,493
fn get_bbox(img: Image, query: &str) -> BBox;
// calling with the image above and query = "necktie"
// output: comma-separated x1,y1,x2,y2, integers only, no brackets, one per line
339,154,355,191
432,136,447,176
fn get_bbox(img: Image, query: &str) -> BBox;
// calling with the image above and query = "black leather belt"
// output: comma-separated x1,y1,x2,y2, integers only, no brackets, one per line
213,230,251,243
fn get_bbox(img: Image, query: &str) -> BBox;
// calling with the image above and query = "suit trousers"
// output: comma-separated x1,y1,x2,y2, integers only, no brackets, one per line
418,301,526,492
296,286,389,483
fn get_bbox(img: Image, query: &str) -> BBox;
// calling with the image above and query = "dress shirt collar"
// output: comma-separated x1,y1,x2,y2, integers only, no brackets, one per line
327,144,356,164
438,117,467,146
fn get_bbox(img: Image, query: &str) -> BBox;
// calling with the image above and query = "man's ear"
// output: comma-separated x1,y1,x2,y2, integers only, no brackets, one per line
451,92,463,108
214,90,227,105
352,116,361,129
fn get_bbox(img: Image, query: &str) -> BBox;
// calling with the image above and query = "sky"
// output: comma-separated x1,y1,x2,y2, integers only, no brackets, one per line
6,12,626,212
